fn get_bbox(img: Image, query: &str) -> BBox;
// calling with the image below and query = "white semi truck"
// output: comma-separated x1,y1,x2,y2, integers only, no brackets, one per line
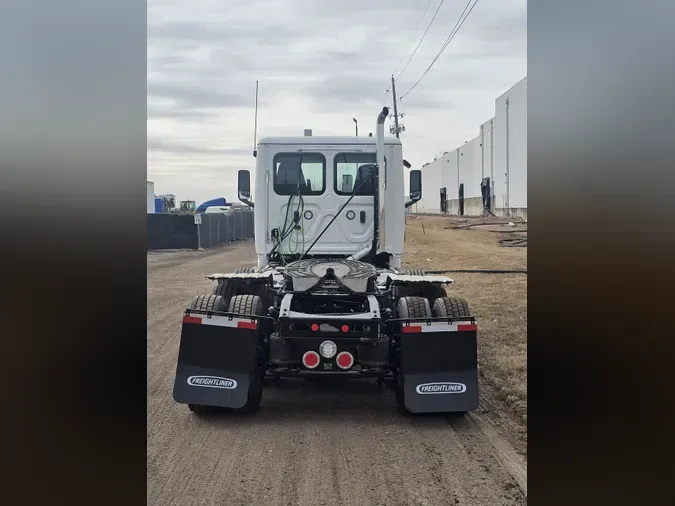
173,107,479,415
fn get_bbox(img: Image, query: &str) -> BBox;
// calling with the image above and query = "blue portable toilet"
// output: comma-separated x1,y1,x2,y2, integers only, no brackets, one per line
154,197,163,213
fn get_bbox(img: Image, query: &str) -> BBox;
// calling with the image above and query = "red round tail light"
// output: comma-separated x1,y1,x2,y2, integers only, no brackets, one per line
302,351,320,369
336,351,354,370
341,325,349,333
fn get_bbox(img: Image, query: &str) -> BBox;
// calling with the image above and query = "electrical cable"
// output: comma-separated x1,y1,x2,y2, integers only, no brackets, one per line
298,166,375,261
395,0,448,80
391,0,434,77
268,189,304,264
400,0,480,100
279,197,303,260
425,269,527,274
288,204,305,255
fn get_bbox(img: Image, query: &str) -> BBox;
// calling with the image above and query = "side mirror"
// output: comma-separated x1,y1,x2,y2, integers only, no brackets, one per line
238,170,251,198
406,169,422,208
237,169,254,208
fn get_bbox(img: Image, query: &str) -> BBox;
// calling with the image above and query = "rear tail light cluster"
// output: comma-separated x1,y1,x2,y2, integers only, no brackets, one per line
302,351,320,369
308,323,353,333
319,340,337,359
336,351,354,370
301,342,354,370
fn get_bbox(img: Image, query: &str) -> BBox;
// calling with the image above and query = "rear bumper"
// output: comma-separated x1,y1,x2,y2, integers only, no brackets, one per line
266,368,391,379
173,308,479,413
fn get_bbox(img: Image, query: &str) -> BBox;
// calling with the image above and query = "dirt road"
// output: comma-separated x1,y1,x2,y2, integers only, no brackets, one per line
148,240,527,506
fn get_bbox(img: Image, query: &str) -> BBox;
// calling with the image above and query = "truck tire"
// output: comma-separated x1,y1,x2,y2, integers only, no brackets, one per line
431,296,470,318
187,294,265,415
228,294,266,414
186,295,229,414
393,296,430,414
228,294,264,316
395,296,431,319
189,294,227,312
211,280,239,308
431,297,472,417
188,404,222,415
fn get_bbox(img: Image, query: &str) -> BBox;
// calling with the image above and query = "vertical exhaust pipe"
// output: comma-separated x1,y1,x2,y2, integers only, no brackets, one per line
375,107,388,253
350,107,389,263
376,107,388,216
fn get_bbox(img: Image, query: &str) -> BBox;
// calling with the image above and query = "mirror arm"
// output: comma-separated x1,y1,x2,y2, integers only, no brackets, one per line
407,169,422,208
405,194,421,208
238,194,254,209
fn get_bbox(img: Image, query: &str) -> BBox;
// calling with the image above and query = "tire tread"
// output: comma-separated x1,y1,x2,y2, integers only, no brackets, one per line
431,296,471,318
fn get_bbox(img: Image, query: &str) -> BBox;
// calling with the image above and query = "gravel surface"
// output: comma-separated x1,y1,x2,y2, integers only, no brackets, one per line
148,240,527,506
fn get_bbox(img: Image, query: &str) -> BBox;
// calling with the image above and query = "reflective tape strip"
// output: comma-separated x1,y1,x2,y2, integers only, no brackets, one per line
401,321,477,333
183,314,256,329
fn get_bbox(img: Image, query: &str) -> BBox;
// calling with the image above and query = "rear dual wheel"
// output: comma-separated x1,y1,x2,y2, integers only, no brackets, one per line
211,280,239,308
431,296,470,318
393,295,471,415
188,294,266,416
432,296,471,417
393,297,430,412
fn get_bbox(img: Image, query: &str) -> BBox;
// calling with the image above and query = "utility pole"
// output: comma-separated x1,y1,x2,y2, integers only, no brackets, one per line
391,75,400,138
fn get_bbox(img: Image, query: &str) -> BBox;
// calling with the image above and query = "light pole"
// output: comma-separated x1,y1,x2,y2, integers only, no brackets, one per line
353,118,358,136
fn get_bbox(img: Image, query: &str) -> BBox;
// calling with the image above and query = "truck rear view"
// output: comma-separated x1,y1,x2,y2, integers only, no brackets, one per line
172,107,479,415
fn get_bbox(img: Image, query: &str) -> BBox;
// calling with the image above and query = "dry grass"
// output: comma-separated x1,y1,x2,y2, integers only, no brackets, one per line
403,215,528,422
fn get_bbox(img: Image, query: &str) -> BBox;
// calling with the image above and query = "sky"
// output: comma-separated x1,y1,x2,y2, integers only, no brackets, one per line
148,0,526,205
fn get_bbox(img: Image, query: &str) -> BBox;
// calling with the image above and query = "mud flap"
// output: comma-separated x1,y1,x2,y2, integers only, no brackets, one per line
399,321,479,413
173,313,260,409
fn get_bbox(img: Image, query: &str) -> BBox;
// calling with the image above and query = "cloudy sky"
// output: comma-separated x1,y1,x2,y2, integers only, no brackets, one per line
148,0,526,205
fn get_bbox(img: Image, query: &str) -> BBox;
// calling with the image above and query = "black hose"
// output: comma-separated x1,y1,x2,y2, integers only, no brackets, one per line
267,189,304,263
425,269,527,274
298,172,373,261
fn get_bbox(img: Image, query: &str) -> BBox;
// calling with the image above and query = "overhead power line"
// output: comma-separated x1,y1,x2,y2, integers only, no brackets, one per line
395,0,448,80
391,0,434,77
400,0,481,100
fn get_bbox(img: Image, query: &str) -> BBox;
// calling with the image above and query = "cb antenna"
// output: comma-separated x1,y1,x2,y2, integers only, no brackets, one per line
252,80,259,158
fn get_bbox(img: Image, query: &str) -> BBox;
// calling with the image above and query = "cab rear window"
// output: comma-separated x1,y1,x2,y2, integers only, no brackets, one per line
334,152,382,195
273,153,326,195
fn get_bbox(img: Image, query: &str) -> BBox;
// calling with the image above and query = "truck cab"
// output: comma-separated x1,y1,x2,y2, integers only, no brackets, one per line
237,131,421,269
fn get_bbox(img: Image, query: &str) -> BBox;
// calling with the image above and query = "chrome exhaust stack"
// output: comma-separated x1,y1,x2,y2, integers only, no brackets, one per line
375,107,388,246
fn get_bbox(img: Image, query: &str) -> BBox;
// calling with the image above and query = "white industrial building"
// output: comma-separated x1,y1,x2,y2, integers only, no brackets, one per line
411,77,527,219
